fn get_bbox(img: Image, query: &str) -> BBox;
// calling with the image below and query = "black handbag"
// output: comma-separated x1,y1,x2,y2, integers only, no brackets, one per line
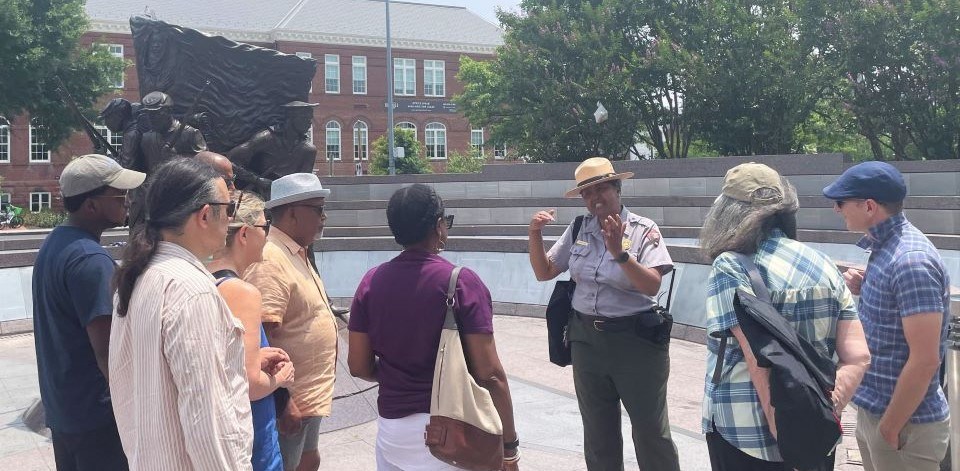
546,216,583,367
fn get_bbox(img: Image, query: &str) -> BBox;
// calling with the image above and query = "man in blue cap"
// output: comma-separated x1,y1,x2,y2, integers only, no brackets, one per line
823,161,951,471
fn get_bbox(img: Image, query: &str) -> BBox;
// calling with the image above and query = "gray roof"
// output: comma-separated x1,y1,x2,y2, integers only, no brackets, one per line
85,0,504,51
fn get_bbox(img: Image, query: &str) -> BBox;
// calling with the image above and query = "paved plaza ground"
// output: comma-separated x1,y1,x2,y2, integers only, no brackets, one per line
0,316,863,470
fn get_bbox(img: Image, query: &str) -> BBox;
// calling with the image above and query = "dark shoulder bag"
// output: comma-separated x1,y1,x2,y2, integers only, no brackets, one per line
545,215,584,367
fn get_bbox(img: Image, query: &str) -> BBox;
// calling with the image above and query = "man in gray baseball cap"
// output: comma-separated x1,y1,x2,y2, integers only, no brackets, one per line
33,154,145,470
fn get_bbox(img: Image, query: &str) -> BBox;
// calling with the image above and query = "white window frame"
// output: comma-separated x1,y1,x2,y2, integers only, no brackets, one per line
296,52,314,92
494,143,507,160
396,122,417,140
425,122,447,160
0,193,10,205
108,44,124,88
29,120,50,163
393,58,416,96
95,125,123,155
30,192,51,212
424,60,445,97
470,129,484,156
353,121,368,161
352,56,367,94
325,121,341,161
325,54,340,94
0,123,9,163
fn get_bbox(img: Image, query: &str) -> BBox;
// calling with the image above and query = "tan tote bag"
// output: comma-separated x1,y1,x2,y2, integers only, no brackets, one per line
424,266,504,471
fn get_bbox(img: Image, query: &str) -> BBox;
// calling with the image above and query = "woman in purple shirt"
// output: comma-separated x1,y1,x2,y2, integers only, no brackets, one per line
348,184,520,470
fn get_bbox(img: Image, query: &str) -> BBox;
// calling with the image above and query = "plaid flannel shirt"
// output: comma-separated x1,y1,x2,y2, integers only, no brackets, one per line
701,231,857,461
851,214,950,423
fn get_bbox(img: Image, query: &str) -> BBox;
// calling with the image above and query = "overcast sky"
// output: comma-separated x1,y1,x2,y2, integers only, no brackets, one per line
416,0,522,26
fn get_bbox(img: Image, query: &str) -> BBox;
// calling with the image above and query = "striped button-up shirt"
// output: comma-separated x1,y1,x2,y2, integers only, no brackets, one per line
110,242,253,471
701,231,857,461
852,214,950,423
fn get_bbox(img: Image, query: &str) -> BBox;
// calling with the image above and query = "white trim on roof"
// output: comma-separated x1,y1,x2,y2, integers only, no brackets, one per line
88,20,499,54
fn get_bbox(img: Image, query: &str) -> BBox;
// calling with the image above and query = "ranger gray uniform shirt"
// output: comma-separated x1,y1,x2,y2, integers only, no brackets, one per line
547,206,673,318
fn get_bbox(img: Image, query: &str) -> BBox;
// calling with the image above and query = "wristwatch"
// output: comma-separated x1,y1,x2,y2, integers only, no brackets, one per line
614,251,630,264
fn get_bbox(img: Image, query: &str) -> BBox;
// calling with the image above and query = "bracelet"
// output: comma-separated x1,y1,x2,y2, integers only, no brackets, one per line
503,450,521,463
504,438,520,450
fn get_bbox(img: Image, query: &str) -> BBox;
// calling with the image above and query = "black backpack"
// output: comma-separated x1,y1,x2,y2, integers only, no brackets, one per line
711,252,841,470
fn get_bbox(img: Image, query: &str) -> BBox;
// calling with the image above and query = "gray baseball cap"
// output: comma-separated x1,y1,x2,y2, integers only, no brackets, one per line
60,154,146,197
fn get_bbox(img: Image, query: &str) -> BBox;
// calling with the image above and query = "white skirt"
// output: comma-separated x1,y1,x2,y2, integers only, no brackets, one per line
376,413,461,471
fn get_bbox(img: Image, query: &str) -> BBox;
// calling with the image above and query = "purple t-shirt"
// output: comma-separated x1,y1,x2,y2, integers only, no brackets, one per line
348,250,494,419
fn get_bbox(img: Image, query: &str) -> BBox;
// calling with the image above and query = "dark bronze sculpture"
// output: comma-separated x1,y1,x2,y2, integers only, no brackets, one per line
99,98,143,169
136,91,207,172
227,101,318,194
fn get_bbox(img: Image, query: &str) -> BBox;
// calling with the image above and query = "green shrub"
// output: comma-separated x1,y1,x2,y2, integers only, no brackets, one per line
370,128,433,175
23,210,67,228
446,149,486,173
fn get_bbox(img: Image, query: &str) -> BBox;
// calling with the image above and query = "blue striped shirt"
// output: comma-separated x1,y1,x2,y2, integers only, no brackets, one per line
851,214,950,423
701,231,857,461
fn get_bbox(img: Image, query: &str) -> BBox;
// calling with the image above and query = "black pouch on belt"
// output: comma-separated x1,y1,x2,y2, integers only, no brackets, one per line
648,270,677,345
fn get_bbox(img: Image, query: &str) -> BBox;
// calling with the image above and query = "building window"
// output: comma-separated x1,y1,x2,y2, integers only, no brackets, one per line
95,125,123,155
396,122,417,140
305,124,314,146
470,129,484,156
0,123,9,163
106,44,124,88
0,193,10,205
29,119,50,162
494,143,507,160
325,54,340,93
424,60,445,97
353,121,368,160
352,56,367,94
296,52,313,92
425,122,446,159
393,58,416,96
30,192,51,212
325,121,341,161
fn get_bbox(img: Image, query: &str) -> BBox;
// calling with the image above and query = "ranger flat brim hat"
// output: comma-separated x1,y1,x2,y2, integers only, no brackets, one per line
564,157,633,198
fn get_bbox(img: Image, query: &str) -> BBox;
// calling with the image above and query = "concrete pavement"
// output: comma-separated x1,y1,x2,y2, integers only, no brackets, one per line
0,316,863,470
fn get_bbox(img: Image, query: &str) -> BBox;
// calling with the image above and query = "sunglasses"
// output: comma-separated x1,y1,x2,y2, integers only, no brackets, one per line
294,204,325,216
206,200,237,218
441,214,454,229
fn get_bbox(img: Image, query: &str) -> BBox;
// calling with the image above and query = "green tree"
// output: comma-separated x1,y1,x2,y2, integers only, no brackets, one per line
369,128,432,175
0,0,125,147
446,149,486,173
827,0,960,160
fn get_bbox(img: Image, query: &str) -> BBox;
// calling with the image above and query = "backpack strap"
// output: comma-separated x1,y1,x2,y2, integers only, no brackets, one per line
571,215,584,243
442,266,464,330
711,252,770,385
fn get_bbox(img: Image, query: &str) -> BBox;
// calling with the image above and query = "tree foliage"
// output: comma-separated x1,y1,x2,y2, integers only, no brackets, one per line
827,0,960,160
0,0,124,147
446,150,486,173
369,128,432,175
460,0,959,161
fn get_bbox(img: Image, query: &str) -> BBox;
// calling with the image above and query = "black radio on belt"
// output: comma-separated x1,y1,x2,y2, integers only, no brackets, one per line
644,270,676,344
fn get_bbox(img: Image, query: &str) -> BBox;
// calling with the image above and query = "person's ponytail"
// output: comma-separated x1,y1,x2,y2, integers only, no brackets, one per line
114,223,161,317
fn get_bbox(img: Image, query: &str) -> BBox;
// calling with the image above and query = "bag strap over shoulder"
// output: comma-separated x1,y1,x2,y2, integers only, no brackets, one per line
711,251,769,385
443,266,464,330
571,215,584,243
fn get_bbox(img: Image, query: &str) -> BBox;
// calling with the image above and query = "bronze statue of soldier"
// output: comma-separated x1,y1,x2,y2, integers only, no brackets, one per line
99,98,143,170
136,91,207,172
227,101,318,196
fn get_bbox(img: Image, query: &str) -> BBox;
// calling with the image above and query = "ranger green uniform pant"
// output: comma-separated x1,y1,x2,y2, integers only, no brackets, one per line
568,315,680,471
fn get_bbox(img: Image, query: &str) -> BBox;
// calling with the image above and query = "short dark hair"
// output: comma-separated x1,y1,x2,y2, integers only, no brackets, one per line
387,184,444,247
878,200,904,215
63,186,108,213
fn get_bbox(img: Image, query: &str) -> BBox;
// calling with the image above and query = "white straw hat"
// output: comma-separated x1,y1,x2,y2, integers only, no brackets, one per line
265,173,331,209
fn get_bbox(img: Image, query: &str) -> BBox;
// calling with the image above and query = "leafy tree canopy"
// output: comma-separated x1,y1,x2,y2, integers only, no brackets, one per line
370,128,432,175
0,0,124,147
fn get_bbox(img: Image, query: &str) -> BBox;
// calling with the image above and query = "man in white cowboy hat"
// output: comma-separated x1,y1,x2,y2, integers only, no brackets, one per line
244,173,336,471
528,157,681,471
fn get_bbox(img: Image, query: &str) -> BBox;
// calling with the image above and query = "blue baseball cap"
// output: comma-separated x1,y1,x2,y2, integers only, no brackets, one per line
822,161,907,202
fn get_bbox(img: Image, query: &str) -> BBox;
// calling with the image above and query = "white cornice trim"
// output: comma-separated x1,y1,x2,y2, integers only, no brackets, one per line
87,19,500,54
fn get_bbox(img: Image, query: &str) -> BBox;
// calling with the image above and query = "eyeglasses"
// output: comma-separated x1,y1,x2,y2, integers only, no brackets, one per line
441,214,454,229
92,193,129,201
253,220,271,236
294,204,325,216
206,201,237,218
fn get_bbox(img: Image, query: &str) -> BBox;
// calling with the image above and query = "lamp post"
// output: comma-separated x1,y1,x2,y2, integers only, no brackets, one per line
385,0,396,175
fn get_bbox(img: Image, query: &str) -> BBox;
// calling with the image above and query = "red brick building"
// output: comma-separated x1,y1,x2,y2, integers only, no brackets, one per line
0,0,505,212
